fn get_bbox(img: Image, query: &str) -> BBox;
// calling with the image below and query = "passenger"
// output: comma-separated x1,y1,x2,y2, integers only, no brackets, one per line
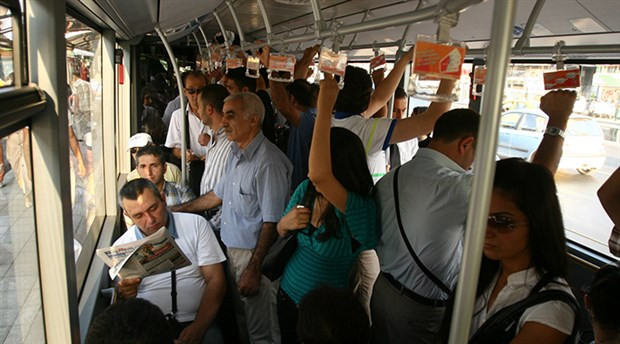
270,76,317,191
85,298,174,344
141,85,167,145
224,67,277,145
135,146,195,206
464,158,578,343
371,90,577,344
276,75,376,343
126,133,181,184
174,92,292,343
70,71,92,140
115,179,227,344
297,287,370,344
162,94,181,129
585,262,620,344
332,50,455,319
164,70,208,195
5,128,32,207
387,87,421,170
171,84,232,232
597,167,620,257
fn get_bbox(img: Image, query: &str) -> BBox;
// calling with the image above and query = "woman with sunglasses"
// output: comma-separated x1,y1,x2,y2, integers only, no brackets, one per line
275,75,377,343
468,158,577,343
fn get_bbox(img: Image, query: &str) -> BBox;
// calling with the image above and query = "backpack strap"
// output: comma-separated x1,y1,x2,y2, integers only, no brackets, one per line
469,289,580,344
393,165,451,295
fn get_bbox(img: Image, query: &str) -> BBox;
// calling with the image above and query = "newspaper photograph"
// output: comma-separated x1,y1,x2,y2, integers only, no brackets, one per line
96,227,191,280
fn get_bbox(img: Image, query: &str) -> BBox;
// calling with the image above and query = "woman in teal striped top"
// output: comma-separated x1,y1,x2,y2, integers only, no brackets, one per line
276,75,377,343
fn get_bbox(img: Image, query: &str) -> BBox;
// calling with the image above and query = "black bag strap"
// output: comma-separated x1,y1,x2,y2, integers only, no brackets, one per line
469,289,579,343
393,165,451,295
170,270,177,316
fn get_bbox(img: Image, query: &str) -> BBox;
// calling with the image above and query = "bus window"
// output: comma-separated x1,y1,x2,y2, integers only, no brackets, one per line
65,14,105,270
0,127,45,343
0,4,15,87
503,63,620,256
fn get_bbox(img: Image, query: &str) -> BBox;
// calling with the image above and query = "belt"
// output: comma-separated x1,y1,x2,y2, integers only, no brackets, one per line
382,272,447,307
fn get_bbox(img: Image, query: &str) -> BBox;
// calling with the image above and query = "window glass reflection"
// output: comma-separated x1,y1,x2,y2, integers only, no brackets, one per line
0,5,15,87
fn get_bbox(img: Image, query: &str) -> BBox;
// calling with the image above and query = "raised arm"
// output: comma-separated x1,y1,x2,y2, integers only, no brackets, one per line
363,48,413,117
170,191,222,213
598,167,620,227
531,90,576,175
308,75,348,212
389,79,456,144
294,45,320,81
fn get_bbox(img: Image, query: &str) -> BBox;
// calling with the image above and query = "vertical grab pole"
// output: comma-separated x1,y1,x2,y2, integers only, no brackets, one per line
154,24,188,186
256,0,274,45
192,32,203,60
447,0,517,343
226,1,246,50
309,0,325,37
213,11,230,54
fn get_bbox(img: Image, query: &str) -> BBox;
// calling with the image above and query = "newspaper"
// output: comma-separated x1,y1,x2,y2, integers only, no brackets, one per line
96,227,191,280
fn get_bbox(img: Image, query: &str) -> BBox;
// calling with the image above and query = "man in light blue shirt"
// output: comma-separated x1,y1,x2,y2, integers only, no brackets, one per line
186,92,292,344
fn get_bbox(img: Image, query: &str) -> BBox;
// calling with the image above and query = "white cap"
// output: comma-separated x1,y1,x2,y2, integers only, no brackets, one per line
127,133,153,151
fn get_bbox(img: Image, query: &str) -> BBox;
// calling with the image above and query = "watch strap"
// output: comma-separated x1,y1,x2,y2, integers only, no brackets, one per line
544,126,565,139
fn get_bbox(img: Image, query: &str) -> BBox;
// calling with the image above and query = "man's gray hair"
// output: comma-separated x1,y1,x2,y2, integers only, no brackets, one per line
225,92,265,125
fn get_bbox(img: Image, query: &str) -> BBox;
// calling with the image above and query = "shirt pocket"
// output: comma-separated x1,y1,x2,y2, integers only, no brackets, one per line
237,190,259,219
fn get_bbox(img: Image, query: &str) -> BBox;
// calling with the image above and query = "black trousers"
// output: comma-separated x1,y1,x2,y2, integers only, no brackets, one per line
277,288,299,344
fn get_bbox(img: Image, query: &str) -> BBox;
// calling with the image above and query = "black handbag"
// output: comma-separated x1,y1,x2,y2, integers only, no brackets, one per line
261,182,316,281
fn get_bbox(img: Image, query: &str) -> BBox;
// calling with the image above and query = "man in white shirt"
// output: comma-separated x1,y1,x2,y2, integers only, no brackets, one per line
115,179,226,344
165,71,208,195
371,90,577,344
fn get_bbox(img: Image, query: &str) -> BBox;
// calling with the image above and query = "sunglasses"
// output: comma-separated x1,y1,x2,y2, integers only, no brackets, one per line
185,87,203,95
487,215,528,233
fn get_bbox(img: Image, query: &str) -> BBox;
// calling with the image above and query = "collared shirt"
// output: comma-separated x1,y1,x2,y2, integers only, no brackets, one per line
214,131,292,249
287,108,316,191
163,181,195,206
71,78,91,113
332,115,396,183
165,104,208,158
375,148,473,300
127,162,182,184
114,212,226,322
200,128,233,195
470,267,575,337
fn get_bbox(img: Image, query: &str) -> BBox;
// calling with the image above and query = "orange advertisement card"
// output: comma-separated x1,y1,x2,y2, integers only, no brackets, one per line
543,68,580,90
226,58,244,70
474,66,487,85
370,54,386,70
269,55,296,73
413,41,466,80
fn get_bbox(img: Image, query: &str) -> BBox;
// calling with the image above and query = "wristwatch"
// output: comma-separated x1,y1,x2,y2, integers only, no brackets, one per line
544,126,565,139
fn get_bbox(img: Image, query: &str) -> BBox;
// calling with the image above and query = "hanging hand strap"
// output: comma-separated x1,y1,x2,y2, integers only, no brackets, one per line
393,165,451,295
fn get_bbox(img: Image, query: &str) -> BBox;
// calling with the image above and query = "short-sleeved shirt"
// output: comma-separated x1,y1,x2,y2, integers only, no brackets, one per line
113,212,226,322
375,148,473,300
165,104,208,158
71,78,91,113
163,181,195,205
395,138,419,166
280,180,377,304
214,131,292,249
470,268,576,336
332,115,396,183
200,128,232,195
287,109,316,191
127,162,182,184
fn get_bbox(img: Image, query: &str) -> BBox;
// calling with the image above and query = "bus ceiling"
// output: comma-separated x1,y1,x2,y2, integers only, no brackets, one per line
67,0,620,58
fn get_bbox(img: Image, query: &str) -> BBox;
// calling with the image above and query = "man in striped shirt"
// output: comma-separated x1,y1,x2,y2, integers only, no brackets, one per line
171,85,232,232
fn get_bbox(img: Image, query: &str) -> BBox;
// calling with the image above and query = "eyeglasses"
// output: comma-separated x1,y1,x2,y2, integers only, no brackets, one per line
185,87,203,95
487,215,528,233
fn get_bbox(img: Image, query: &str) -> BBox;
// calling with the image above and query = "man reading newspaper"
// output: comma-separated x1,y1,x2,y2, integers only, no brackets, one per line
114,179,227,344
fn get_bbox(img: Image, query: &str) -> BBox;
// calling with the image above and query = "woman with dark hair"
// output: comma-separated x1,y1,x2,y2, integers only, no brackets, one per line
469,158,577,343
276,75,377,343
585,262,620,344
